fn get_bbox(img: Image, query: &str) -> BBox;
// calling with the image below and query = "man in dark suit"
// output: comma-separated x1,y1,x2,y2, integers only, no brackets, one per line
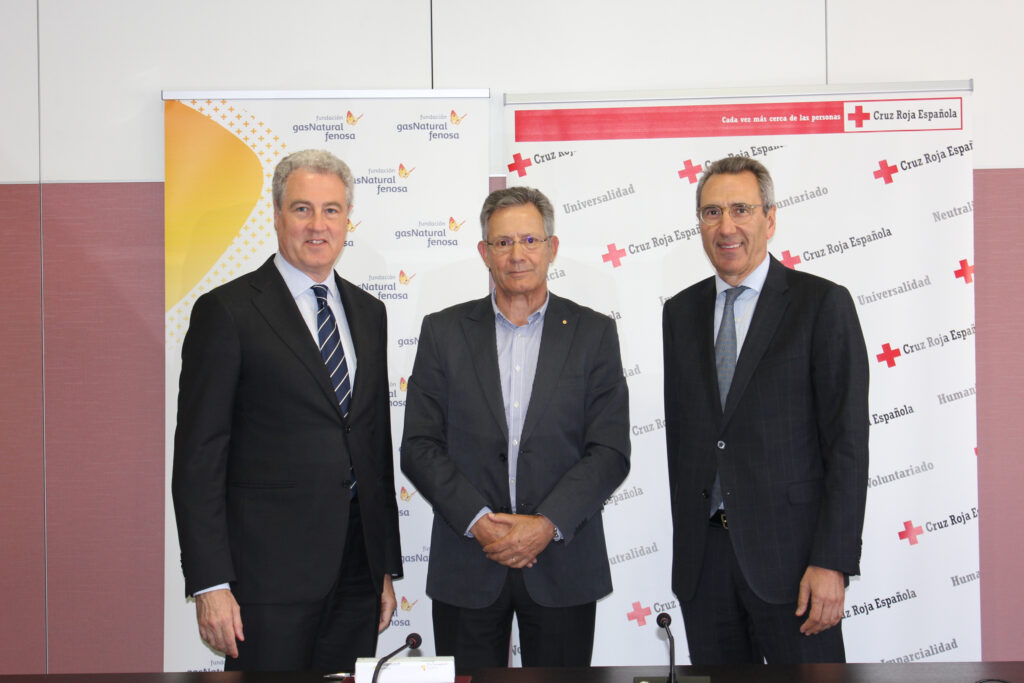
662,157,869,664
401,186,630,667
172,149,402,672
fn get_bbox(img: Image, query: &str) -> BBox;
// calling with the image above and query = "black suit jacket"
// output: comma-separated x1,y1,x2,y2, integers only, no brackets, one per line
662,255,868,605
172,256,402,604
400,293,630,609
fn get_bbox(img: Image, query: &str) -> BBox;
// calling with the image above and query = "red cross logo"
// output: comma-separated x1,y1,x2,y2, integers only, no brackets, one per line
873,160,898,184
626,601,652,626
677,159,703,184
876,343,901,368
898,520,924,546
780,250,802,269
602,243,627,268
848,105,870,128
507,152,532,177
954,259,975,284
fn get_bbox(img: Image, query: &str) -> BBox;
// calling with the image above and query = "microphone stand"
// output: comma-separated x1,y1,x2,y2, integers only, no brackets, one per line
371,633,422,683
657,612,678,683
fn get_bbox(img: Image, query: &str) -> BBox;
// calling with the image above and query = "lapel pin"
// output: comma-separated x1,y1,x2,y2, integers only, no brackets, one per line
562,320,567,325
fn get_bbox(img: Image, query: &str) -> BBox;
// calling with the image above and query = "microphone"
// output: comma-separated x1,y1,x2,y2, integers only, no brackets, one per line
371,633,422,683
656,612,678,683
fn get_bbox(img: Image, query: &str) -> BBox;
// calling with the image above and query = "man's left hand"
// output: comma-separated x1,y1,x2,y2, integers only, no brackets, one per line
379,574,396,633
795,565,845,635
482,513,555,569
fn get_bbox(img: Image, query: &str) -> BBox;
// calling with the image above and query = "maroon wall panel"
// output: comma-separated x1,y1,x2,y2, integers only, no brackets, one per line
0,183,46,674
41,182,164,673
974,168,1024,661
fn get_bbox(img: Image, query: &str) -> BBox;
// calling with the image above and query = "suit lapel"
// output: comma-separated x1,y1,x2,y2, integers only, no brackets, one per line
460,296,509,442
337,275,373,421
249,258,345,421
693,278,723,416
521,294,577,442
722,256,789,423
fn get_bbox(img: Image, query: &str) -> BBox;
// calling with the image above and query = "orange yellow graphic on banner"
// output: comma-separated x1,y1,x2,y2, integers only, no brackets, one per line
164,101,263,311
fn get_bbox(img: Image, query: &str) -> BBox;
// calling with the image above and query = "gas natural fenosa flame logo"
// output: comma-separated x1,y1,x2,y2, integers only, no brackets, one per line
346,110,363,125
398,163,416,178
450,110,468,125
399,377,408,392
347,219,361,232
448,216,465,232
401,596,419,611
399,270,416,285
400,486,417,501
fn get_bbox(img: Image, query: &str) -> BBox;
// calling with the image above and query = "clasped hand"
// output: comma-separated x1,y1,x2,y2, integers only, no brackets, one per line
471,512,555,569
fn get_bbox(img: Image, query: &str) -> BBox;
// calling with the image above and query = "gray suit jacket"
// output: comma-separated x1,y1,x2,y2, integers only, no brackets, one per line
401,293,630,608
663,255,869,604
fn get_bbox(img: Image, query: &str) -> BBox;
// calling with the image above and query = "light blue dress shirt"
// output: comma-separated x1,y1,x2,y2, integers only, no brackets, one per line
466,291,562,540
713,254,771,349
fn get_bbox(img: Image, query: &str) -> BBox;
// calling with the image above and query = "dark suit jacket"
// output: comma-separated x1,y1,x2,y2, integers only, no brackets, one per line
172,256,402,604
400,293,630,609
663,255,868,605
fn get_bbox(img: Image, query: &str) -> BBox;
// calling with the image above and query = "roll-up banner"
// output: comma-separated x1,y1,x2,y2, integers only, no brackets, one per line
163,90,490,672
503,82,976,665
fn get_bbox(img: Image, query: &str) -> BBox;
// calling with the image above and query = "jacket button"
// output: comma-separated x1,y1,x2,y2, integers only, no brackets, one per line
345,425,352,434
701,489,709,499
499,452,507,461
717,440,726,449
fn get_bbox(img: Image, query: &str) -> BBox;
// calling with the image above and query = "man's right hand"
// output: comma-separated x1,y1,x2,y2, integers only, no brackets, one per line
195,588,244,658
470,513,515,548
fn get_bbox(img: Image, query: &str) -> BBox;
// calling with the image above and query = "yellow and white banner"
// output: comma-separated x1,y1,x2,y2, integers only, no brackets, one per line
163,90,489,672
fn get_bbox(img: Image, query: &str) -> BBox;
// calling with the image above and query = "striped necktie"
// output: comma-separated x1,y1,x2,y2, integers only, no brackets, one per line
312,284,356,497
312,284,351,417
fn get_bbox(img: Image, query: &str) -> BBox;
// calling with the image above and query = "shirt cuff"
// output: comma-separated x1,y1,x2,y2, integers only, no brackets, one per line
466,507,493,537
536,513,563,541
194,583,230,597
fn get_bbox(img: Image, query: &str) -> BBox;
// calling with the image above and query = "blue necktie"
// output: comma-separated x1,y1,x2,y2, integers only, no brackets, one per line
312,284,356,497
312,284,352,417
710,286,747,515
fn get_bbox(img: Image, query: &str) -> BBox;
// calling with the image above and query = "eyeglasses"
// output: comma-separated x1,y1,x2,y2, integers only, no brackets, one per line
697,203,764,226
485,235,551,253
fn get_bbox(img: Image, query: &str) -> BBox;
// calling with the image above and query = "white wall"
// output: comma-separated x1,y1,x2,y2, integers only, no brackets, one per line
2,0,1019,185
827,0,1022,169
1,0,40,182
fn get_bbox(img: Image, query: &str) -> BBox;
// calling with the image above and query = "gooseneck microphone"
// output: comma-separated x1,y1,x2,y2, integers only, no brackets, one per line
656,612,678,683
371,633,422,683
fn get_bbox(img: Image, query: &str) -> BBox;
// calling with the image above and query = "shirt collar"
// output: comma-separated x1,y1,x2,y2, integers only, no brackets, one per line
714,253,770,298
274,252,338,300
490,290,550,327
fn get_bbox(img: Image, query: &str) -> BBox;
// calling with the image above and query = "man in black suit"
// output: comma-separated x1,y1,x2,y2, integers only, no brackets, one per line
662,157,869,664
401,186,630,667
172,149,402,671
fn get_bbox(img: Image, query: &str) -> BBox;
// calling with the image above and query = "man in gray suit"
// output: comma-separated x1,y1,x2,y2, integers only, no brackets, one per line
663,157,869,664
401,186,630,667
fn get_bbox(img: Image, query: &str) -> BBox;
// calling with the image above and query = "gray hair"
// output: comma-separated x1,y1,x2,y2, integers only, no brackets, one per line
696,157,775,214
272,149,355,210
479,186,555,240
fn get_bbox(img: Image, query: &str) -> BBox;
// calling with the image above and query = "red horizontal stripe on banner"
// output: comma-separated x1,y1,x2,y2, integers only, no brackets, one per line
515,101,846,141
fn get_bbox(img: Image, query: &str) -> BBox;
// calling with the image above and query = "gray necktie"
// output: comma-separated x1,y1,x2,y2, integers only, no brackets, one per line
710,286,747,514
